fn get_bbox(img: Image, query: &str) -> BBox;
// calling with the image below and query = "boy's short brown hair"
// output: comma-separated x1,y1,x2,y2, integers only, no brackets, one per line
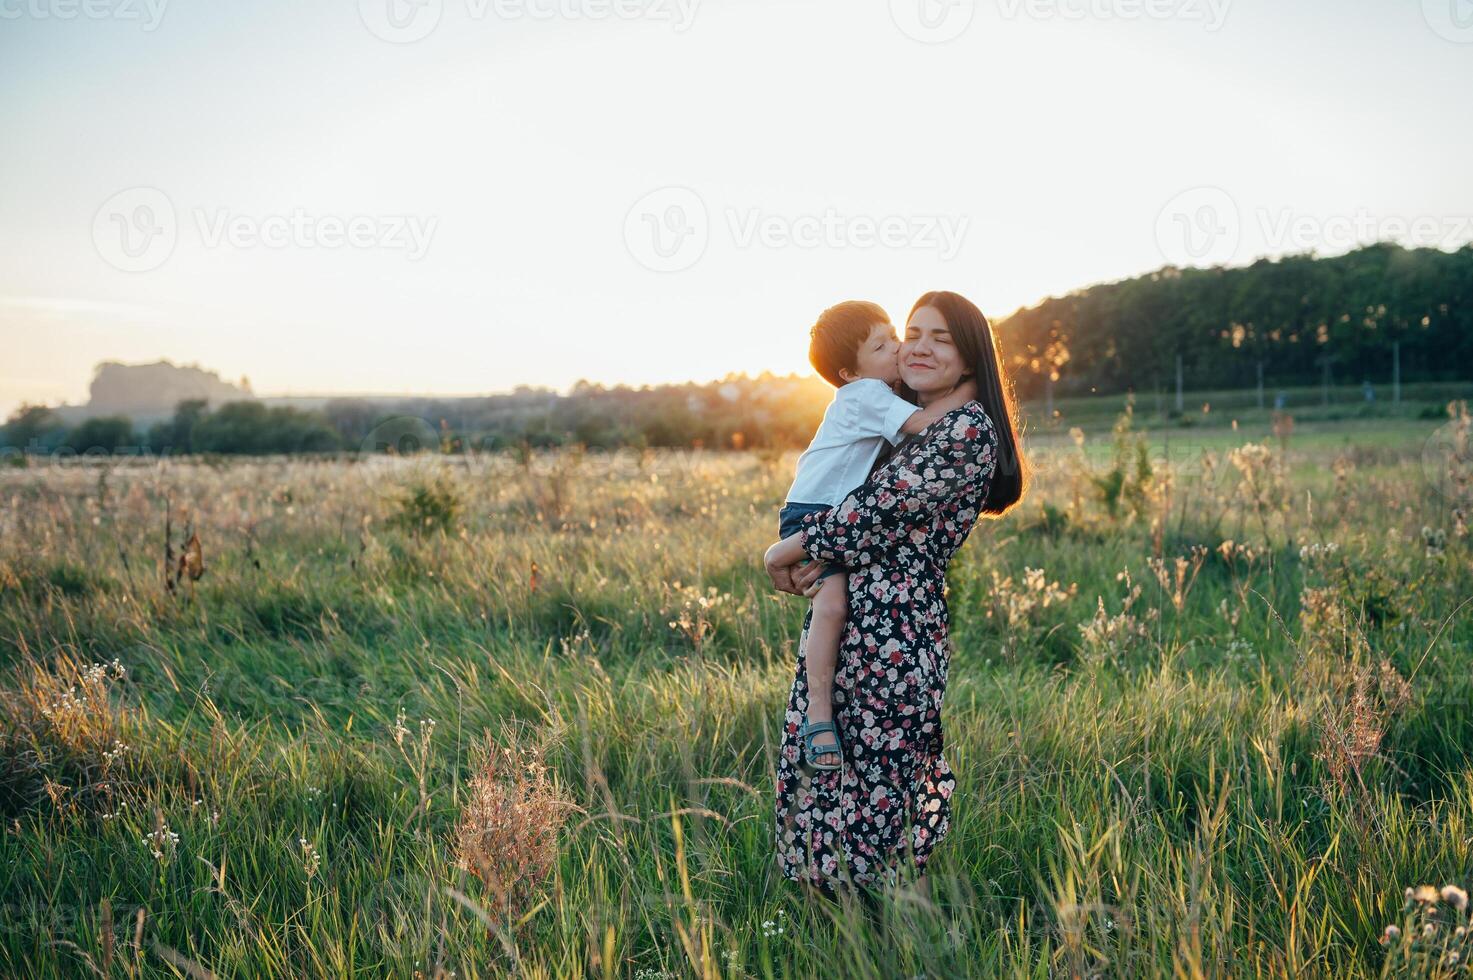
809,300,889,388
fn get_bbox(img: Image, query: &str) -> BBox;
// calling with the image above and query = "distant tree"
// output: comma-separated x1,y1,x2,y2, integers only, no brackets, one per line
191,401,340,454
1,404,65,450
65,416,136,453
322,398,380,446
144,398,209,454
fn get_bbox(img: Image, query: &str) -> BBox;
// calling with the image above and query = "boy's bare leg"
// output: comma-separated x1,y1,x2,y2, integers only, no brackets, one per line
804,573,846,767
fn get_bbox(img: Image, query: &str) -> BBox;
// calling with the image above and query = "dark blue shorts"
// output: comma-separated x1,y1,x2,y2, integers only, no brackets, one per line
778,501,847,582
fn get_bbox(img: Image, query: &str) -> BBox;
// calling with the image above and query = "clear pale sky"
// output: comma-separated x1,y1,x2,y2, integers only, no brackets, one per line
2,0,1469,417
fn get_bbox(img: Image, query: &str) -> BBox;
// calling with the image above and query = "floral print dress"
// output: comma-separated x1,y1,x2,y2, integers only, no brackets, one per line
773,402,1000,894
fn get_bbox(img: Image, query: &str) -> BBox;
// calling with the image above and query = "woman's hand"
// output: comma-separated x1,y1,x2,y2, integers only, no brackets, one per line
764,533,824,597
793,558,828,598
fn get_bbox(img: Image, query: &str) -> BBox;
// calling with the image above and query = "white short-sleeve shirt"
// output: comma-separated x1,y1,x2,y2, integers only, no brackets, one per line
785,378,919,507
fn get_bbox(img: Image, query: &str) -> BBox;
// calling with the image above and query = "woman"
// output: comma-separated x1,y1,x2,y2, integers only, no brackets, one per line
764,290,1028,900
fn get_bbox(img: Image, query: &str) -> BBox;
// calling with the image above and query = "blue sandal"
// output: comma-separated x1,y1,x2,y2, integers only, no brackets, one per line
800,719,843,771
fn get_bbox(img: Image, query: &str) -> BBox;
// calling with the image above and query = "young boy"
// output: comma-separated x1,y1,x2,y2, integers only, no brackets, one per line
780,300,977,770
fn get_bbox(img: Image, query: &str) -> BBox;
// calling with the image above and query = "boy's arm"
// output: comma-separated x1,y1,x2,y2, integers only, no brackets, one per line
895,378,979,435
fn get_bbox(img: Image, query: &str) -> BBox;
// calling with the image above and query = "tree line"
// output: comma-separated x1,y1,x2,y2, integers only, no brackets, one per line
4,243,1469,456
999,242,1472,400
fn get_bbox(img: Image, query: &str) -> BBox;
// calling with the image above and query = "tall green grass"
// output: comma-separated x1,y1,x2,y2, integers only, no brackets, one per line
0,406,1469,978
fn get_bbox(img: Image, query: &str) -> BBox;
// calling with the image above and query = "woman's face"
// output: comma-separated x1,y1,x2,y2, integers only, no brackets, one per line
899,305,966,400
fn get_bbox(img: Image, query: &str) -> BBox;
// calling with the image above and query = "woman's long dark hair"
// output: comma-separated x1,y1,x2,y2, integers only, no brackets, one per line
904,290,1029,517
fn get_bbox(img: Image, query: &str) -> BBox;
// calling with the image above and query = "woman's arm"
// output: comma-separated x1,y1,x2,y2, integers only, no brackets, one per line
799,407,999,569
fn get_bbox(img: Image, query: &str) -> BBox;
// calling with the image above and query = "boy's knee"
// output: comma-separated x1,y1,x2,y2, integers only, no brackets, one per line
811,578,847,622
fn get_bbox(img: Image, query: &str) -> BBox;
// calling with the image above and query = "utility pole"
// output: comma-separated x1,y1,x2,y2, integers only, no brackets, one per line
1393,341,1401,406
1256,360,1264,411
1175,354,1183,413
1317,353,1334,407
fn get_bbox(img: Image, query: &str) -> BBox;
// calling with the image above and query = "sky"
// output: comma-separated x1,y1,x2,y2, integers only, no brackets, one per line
1,0,1470,417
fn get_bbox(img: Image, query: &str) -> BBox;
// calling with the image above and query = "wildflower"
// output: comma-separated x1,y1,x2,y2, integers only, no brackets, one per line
1413,885,1441,905
1442,884,1468,909
1382,924,1400,943
298,837,322,879
1297,541,1339,563
141,825,180,861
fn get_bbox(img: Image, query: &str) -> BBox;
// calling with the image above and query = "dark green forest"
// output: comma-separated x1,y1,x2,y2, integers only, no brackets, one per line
1000,242,1472,399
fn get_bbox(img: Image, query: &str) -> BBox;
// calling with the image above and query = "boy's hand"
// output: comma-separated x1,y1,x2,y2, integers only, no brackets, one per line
943,377,979,408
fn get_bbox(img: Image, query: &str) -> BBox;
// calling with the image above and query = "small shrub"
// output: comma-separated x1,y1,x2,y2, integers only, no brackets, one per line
1030,501,1070,537
1090,396,1153,521
0,653,142,818
388,472,461,536
452,724,579,927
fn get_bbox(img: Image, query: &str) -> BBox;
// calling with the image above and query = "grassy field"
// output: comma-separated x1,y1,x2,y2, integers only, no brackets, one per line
1,401,1470,978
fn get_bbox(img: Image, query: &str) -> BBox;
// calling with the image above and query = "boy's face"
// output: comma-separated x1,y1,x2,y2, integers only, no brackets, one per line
842,320,902,385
